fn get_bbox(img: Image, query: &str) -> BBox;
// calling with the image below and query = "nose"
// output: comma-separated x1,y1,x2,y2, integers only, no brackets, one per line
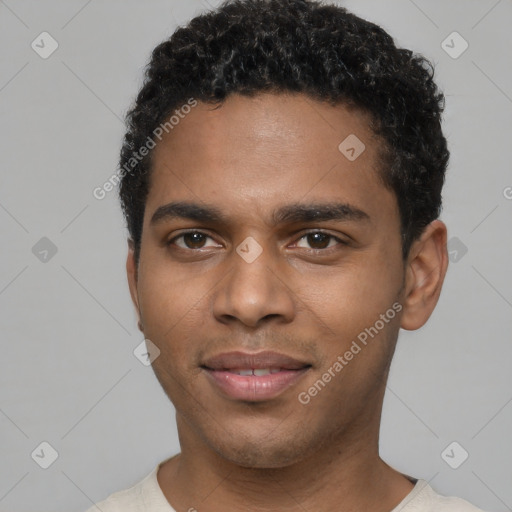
212,239,296,328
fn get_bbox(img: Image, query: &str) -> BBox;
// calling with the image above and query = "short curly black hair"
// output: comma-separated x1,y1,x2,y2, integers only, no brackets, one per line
118,0,449,268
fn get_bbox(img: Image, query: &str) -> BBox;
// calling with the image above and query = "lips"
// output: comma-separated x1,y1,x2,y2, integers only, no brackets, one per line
201,350,311,371
201,351,312,401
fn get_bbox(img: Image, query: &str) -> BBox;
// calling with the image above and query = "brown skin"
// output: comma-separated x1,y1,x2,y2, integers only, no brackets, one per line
126,93,448,511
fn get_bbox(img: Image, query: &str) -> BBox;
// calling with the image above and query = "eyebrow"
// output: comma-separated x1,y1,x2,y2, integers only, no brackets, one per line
149,201,370,227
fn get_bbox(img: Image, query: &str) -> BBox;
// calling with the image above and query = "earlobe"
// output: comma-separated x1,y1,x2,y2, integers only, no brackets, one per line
126,239,142,330
400,220,449,331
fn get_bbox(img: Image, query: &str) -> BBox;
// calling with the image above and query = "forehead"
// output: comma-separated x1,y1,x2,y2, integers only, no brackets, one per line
146,93,397,227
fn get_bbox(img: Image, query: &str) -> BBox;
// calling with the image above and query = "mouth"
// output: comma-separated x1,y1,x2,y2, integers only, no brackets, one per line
205,367,305,376
201,367,311,402
200,351,312,402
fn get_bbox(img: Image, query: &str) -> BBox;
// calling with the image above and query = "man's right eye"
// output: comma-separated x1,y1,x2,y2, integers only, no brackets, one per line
168,231,220,250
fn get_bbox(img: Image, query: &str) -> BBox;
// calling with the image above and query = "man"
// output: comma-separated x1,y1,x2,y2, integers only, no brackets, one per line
86,0,486,510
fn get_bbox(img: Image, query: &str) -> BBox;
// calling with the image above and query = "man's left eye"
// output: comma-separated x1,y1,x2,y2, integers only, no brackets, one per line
294,232,346,250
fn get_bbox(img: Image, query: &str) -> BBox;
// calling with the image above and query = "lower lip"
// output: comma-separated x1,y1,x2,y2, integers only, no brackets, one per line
203,368,310,402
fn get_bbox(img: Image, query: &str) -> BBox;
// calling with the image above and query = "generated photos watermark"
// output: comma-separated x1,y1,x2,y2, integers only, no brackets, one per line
298,302,403,405
93,97,198,200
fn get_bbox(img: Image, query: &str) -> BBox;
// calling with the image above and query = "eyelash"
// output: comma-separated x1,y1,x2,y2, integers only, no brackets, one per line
167,230,348,252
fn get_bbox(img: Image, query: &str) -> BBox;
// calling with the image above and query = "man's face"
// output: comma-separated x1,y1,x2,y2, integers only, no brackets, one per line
128,93,407,468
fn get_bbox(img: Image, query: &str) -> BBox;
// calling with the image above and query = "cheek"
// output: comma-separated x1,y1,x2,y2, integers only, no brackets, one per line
297,255,402,343
296,275,401,412
139,253,199,315
137,262,207,356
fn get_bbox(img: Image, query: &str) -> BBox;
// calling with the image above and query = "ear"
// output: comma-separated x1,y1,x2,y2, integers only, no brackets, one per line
126,238,143,331
400,220,449,330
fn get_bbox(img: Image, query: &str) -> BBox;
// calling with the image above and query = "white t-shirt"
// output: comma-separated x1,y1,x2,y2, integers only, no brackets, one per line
84,458,487,512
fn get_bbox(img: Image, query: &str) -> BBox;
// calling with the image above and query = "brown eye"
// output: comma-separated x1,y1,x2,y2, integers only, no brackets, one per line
307,233,330,249
295,231,344,250
182,232,207,249
169,231,219,250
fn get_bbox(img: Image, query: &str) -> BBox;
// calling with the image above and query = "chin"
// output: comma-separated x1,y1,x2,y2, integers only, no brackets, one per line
208,429,311,469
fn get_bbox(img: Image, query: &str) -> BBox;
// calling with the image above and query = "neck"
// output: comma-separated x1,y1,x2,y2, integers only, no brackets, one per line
158,411,414,512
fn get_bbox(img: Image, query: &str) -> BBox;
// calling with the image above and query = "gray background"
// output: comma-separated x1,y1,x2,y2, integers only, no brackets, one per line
0,0,511,510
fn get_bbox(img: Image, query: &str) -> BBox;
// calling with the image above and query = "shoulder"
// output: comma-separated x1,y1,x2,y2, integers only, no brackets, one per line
403,480,488,512
83,468,153,512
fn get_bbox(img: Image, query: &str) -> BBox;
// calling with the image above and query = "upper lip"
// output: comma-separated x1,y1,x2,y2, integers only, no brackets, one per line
201,351,311,371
